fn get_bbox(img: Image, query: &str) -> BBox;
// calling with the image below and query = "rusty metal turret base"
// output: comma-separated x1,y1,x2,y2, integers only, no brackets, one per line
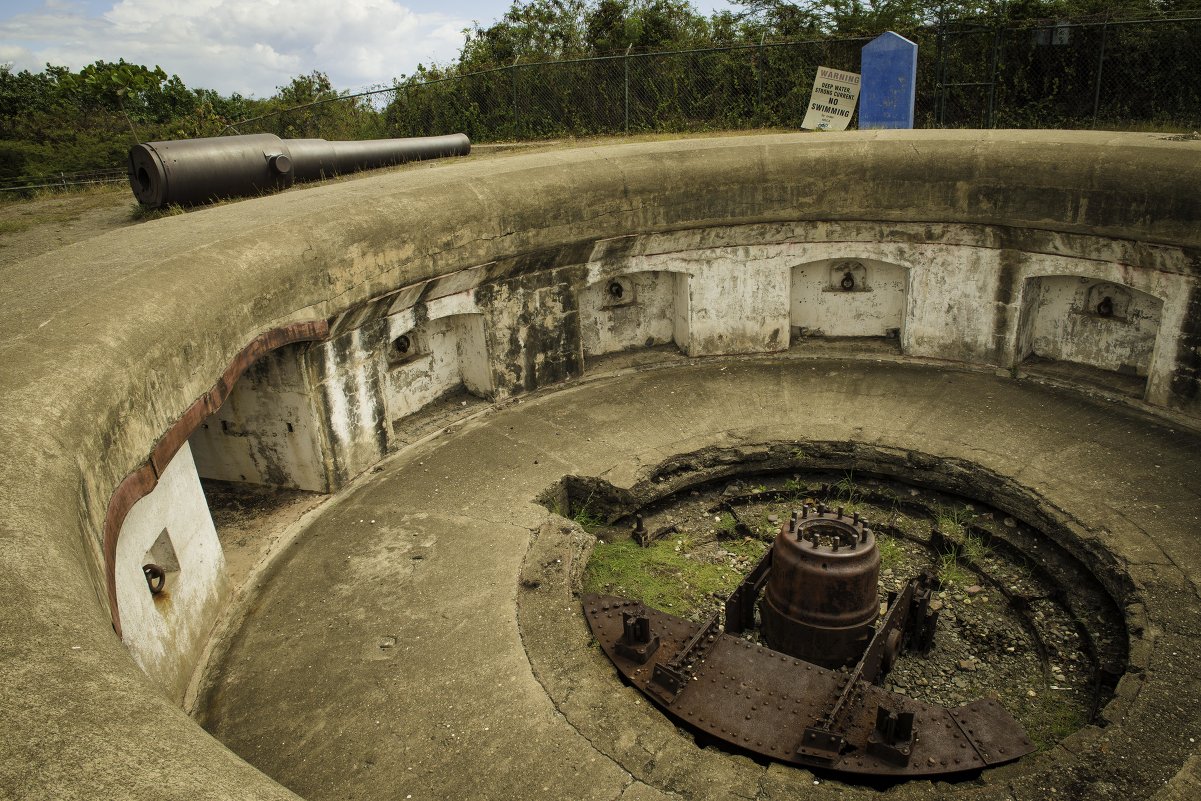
584,593,1035,778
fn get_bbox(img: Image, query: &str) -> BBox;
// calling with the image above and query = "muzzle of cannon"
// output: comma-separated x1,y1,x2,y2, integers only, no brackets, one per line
128,132,471,208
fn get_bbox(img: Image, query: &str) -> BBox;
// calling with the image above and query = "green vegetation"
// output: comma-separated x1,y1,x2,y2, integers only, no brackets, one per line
548,490,604,531
5,1,1198,185
831,470,863,507
876,533,905,571
1020,693,1091,750
934,502,975,537
937,550,975,587
0,63,378,189
934,504,989,585
583,538,746,615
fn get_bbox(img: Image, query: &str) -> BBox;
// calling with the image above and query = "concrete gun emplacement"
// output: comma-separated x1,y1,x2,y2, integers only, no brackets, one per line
128,132,471,208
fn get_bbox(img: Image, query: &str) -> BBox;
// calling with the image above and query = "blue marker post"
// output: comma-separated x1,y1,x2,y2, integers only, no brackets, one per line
859,31,918,129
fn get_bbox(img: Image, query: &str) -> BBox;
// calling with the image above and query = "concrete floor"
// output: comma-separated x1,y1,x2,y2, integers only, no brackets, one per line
197,357,1201,801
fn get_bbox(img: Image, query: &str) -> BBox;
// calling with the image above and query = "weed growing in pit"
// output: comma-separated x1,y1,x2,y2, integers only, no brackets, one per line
960,530,991,564
572,504,604,532
722,536,769,563
876,534,905,571
582,538,740,617
832,469,863,506
937,550,974,588
552,489,603,532
934,503,976,537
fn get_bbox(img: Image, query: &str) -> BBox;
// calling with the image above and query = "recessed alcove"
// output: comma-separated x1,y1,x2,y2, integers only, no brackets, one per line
188,343,329,492
790,258,908,344
579,271,690,363
382,311,491,423
1016,276,1164,397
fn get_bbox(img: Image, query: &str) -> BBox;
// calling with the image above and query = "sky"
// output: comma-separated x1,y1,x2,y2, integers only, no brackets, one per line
0,0,733,97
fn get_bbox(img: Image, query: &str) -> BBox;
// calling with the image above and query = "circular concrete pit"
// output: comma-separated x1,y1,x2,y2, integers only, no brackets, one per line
2,131,1201,801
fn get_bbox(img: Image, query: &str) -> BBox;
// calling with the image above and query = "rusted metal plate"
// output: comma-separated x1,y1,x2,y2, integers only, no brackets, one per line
584,593,1035,778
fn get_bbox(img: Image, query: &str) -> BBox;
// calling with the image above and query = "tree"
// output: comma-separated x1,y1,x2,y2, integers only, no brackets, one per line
583,0,710,53
460,0,589,67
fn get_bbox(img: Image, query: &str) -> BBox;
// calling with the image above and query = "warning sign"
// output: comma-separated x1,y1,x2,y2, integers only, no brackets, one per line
801,66,861,131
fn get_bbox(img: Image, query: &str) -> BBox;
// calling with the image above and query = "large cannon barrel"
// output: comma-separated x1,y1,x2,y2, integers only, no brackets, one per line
128,132,471,207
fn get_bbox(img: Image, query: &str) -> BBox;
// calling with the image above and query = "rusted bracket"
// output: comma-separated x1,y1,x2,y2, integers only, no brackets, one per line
725,546,772,634
584,593,1035,778
633,514,679,547
648,612,719,703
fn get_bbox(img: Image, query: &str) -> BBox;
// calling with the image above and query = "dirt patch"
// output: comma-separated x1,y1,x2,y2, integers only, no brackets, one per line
200,479,327,591
0,185,137,271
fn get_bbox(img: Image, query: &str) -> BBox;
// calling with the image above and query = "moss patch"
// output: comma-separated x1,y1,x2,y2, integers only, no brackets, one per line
583,538,753,620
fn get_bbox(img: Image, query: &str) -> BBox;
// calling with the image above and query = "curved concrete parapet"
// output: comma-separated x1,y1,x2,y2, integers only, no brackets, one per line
1,131,1200,800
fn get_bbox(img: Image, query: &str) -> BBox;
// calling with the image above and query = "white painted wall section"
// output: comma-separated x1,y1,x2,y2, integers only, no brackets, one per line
115,442,228,703
1020,275,1163,376
579,271,680,357
791,258,907,338
382,290,491,426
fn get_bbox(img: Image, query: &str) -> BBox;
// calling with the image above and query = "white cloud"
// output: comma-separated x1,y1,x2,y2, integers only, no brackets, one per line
0,0,470,96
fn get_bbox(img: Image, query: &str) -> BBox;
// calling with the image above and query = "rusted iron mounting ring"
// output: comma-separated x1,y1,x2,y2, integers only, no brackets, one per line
142,564,166,595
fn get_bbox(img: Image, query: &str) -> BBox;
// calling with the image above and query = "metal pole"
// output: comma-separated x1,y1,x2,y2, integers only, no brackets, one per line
624,45,633,134
511,56,520,137
757,32,766,124
1091,22,1109,128
935,18,947,127
986,24,1002,128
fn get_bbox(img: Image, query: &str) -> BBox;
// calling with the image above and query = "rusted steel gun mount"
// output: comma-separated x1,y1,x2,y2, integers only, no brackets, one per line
128,132,471,207
584,505,1034,779
761,505,881,668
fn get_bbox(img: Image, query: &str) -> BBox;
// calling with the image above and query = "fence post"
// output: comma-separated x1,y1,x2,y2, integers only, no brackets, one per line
934,18,947,127
624,45,633,134
986,23,1003,128
1091,21,1109,129
511,56,520,137
757,33,766,124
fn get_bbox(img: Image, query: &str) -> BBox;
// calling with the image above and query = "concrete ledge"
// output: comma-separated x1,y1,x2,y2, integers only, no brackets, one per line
1,131,1200,799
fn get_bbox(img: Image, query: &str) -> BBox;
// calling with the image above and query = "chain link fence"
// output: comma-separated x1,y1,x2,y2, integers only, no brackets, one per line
251,13,1195,142
7,13,1195,195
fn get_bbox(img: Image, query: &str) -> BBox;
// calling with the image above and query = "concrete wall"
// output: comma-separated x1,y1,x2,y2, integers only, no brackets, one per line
579,271,683,358
114,442,228,704
189,344,328,493
1019,275,1164,376
4,131,1201,800
383,302,491,422
223,223,1196,503
791,258,908,339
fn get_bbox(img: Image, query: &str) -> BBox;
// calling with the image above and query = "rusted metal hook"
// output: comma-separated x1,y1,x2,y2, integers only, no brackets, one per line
143,564,166,595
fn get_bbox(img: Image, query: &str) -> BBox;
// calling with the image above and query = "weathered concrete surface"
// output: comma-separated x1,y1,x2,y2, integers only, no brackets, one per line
1,131,1200,799
201,359,1201,801
115,441,228,704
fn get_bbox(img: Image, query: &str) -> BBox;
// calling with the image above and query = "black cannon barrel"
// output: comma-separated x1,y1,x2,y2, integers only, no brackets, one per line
128,132,471,208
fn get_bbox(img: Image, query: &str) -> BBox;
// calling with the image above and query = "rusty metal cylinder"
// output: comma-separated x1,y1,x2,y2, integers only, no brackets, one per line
128,132,471,207
759,508,880,668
